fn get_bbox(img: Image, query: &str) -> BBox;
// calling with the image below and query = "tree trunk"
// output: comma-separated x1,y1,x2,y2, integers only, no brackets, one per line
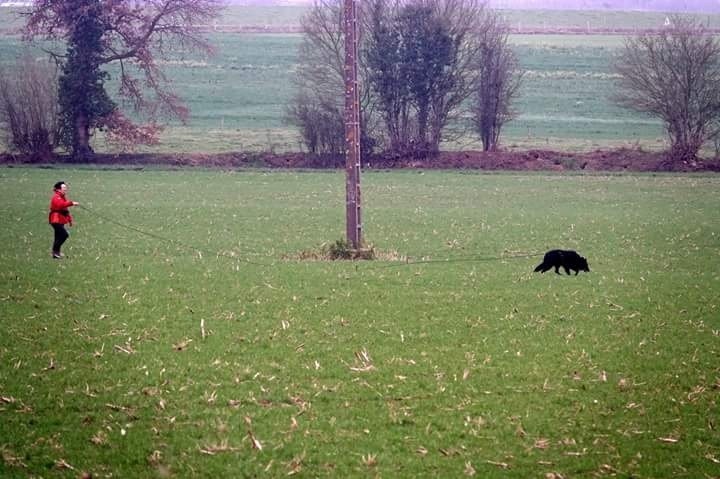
74,112,93,161
669,143,699,165
417,105,428,148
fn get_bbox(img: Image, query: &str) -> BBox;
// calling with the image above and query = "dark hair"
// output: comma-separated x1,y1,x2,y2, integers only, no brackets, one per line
53,181,66,190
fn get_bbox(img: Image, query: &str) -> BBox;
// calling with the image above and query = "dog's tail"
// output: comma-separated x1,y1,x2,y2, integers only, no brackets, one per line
533,261,546,273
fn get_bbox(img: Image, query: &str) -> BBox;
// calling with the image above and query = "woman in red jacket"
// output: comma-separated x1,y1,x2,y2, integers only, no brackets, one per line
49,181,79,259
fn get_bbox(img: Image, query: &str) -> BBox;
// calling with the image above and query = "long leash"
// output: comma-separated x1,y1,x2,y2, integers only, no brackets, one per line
77,204,543,270
77,204,275,267
364,251,544,270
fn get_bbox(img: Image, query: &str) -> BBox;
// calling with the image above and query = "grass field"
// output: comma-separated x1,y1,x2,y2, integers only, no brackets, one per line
1,166,719,477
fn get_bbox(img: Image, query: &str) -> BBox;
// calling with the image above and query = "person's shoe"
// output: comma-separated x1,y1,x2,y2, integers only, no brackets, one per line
52,253,62,259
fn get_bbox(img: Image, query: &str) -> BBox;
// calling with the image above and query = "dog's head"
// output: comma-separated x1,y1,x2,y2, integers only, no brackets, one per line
579,256,590,272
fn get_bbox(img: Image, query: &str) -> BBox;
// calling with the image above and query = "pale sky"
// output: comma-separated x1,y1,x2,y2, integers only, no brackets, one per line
223,0,720,13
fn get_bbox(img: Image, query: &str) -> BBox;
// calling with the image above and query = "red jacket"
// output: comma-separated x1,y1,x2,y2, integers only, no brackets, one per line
49,191,74,225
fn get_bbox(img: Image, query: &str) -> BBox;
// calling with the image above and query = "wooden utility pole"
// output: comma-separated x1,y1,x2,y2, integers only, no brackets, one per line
343,0,362,249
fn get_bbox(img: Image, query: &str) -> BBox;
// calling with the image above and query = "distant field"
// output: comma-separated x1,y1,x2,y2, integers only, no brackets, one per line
4,6,720,154
1,167,719,477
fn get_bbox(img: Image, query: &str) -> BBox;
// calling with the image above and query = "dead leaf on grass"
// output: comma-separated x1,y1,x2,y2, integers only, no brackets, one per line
43,358,56,371
55,458,75,470
658,436,679,443
349,364,375,372
534,438,551,450
104,403,136,419
486,460,510,469
93,344,105,358
289,395,309,411
147,450,162,466
1,447,27,468
141,387,159,397
349,348,375,372
286,452,305,475
464,461,476,476
601,464,619,473
687,385,706,402
361,453,377,467
199,440,239,455
564,449,587,456
173,339,192,351
90,431,108,446
113,344,135,354
248,431,263,451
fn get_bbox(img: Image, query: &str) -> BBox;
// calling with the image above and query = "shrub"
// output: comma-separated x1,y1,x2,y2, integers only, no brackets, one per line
0,56,60,160
326,238,375,260
327,238,353,260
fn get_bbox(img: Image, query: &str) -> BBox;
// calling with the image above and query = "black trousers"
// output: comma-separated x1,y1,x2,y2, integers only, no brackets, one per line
51,223,69,254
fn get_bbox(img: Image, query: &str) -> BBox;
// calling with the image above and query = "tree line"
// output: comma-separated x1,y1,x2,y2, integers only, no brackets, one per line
286,0,522,162
0,0,719,167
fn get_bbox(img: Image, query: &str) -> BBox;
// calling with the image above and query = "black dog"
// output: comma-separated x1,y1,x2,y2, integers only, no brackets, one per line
534,250,589,275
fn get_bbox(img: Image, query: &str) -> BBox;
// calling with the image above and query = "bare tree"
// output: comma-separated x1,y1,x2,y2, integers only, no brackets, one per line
286,93,346,163
0,55,60,160
22,0,222,158
612,15,720,163
427,0,489,150
473,12,523,151
287,0,344,159
287,0,377,162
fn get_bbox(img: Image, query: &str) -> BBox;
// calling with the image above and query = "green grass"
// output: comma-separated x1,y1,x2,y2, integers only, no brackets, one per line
1,166,719,477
